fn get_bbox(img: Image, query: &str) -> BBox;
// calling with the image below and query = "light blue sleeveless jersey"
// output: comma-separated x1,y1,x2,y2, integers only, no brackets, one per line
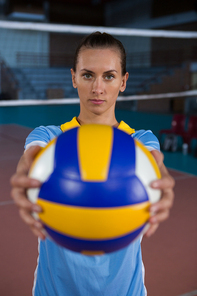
25,120,160,296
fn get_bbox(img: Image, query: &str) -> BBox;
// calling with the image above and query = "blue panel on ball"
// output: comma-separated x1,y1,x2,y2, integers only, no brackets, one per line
39,174,148,207
45,224,146,253
54,128,80,180
108,128,136,178
39,125,148,208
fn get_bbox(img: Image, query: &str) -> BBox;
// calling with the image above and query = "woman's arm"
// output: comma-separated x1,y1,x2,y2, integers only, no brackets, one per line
145,149,175,237
10,146,46,239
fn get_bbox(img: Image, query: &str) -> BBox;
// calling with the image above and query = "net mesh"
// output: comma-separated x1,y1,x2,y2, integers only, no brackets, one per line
0,20,197,114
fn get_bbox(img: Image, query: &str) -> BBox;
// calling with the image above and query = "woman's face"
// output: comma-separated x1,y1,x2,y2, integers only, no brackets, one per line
71,48,128,118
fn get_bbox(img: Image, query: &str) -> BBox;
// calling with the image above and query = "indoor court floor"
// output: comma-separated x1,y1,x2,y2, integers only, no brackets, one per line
0,124,197,296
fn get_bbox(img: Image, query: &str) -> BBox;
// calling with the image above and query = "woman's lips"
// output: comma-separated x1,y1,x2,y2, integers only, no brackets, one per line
90,99,105,105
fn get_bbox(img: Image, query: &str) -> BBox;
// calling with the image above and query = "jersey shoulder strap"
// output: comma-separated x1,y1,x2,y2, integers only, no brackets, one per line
118,121,135,135
60,117,80,132
61,117,135,135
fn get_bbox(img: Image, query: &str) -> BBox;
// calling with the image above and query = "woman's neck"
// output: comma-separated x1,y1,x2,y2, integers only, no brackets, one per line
77,114,118,127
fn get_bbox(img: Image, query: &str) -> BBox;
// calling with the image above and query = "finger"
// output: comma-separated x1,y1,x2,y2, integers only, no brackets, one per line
10,173,41,189
26,145,42,157
11,187,32,209
145,223,159,238
31,226,46,240
19,209,46,240
151,175,175,190
151,150,164,167
11,187,42,213
24,145,43,166
19,207,45,240
149,208,170,224
19,208,43,230
13,145,42,176
150,189,174,214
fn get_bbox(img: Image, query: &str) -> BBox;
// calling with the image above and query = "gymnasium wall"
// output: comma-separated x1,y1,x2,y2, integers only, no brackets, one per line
0,105,172,139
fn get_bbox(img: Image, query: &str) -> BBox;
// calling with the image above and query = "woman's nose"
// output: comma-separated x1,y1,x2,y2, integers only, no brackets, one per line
92,78,104,95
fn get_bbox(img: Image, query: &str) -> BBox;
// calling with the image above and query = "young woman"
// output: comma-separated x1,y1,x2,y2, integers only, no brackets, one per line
11,32,174,296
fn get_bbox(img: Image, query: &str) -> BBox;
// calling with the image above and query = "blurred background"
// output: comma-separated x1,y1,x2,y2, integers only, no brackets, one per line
0,0,196,112
1,0,197,162
0,2,197,296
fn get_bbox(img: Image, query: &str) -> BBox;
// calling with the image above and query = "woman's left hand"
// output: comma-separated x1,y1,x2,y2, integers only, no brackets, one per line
145,150,175,237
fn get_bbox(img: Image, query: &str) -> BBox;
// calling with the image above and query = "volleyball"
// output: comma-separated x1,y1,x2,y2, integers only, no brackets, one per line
28,124,161,255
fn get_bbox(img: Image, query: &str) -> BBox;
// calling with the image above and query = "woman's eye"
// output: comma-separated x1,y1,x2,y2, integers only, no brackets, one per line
83,73,92,79
105,74,114,80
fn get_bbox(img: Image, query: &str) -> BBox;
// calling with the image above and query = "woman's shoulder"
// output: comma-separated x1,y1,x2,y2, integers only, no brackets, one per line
25,125,62,150
133,129,160,151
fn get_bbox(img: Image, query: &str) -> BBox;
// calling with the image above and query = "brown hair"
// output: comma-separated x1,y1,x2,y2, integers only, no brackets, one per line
73,31,127,76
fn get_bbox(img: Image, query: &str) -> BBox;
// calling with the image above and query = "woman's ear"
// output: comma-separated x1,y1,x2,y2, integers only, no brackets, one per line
120,72,129,93
70,68,77,89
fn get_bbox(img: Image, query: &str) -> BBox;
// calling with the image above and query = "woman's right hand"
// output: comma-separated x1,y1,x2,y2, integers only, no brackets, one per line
10,145,46,240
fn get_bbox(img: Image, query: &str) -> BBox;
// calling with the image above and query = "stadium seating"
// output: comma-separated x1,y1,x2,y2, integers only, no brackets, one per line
12,66,170,100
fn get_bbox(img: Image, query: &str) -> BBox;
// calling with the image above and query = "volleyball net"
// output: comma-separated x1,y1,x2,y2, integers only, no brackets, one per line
0,20,197,114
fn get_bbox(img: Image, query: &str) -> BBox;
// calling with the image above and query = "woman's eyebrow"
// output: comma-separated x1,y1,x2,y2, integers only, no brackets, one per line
80,69,118,74
103,70,118,74
80,69,94,73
